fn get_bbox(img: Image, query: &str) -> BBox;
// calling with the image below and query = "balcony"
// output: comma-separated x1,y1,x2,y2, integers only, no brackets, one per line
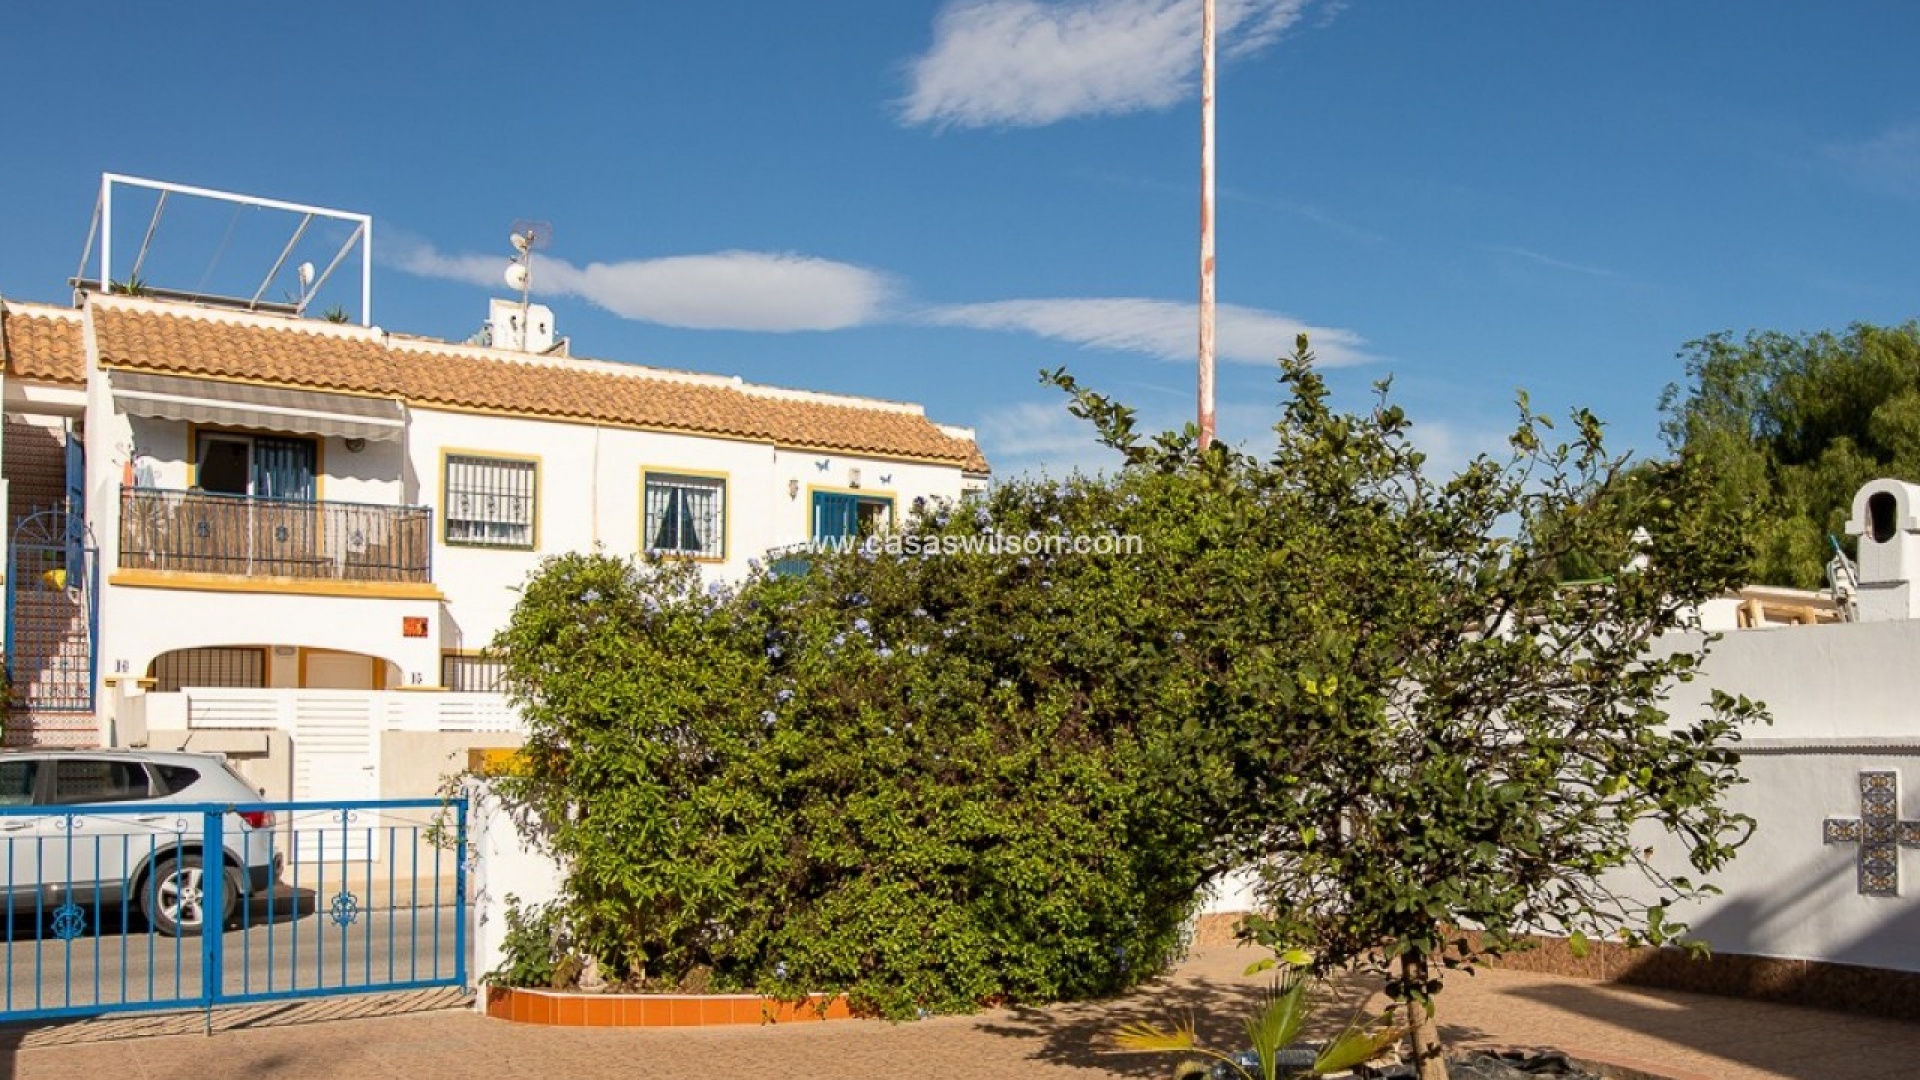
118,487,432,584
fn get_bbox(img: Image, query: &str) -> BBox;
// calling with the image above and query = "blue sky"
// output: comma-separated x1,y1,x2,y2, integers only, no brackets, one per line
5,1,1920,477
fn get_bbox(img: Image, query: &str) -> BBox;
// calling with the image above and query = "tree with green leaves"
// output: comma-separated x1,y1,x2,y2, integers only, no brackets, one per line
1056,337,1765,1080
1659,321,1920,588
491,336,1762,1075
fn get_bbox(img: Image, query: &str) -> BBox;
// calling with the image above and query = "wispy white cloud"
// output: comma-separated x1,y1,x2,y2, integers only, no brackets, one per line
924,296,1371,366
1224,186,1386,246
900,0,1321,129
388,238,1371,368
1826,123,1920,198
389,239,895,332
1402,417,1518,479
976,399,1126,477
976,393,1292,477
1489,245,1617,279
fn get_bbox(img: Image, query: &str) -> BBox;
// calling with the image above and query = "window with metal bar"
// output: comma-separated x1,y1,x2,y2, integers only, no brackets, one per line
150,647,267,692
442,653,506,693
445,454,537,549
643,473,725,558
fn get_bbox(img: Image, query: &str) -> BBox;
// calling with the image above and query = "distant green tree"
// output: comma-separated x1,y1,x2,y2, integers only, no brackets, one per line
1659,322,1920,587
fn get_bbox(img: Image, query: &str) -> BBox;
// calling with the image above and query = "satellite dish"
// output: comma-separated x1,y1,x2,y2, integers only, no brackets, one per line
509,219,553,251
504,263,530,291
297,262,315,289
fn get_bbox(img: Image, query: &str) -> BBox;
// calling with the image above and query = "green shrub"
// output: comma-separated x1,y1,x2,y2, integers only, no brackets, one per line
486,896,571,989
492,496,1217,1014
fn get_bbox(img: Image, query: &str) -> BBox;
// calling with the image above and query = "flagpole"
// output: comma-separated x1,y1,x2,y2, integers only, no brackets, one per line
1198,0,1218,451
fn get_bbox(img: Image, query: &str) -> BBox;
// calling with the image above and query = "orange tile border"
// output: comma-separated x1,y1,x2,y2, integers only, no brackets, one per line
482,986,857,1027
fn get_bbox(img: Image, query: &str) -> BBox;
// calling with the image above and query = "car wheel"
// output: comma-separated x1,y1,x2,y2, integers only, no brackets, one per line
140,853,235,937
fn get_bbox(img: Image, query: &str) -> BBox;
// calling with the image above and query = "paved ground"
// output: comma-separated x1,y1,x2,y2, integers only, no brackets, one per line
1,943,1915,1080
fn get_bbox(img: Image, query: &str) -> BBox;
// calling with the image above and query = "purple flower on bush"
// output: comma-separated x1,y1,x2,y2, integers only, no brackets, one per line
854,617,872,635
776,688,794,704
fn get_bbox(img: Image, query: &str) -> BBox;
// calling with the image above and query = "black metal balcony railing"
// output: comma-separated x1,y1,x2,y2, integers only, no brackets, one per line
118,486,433,584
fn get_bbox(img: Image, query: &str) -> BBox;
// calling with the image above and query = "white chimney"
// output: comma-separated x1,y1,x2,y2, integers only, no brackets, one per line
1845,478,1920,621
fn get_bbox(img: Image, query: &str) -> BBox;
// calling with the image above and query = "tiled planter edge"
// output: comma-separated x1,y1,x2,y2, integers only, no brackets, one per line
481,984,855,1027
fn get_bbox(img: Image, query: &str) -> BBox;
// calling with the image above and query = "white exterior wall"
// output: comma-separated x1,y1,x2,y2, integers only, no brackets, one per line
117,415,406,508
80,343,975,722
409,406,973,661
319,433,407,506
1603,622,1920,973
468,778,563,1004
1662,620,1920,741
1630,744,1920,972
90,383,433,702
1194,622,1920,976
770,446,971,534
101,586,441,690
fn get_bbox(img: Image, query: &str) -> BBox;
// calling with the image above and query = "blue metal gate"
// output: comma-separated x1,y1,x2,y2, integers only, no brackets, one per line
0,797,467,1022
5,509,100,715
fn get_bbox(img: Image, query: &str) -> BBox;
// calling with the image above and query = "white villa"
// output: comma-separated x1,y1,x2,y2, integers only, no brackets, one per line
0,177,988,800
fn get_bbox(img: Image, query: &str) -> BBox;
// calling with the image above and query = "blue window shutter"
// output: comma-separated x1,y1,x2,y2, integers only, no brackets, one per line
64,432,85,517
812,492,859,540
64,432,86,565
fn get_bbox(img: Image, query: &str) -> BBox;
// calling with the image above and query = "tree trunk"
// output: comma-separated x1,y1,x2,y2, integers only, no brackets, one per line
1401,954,1447,1080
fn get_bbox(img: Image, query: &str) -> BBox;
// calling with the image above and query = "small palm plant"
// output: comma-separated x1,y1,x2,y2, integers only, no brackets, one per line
1112,961,1402,1080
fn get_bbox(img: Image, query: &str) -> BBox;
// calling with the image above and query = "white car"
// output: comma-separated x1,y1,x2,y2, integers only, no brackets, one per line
0,749,284,936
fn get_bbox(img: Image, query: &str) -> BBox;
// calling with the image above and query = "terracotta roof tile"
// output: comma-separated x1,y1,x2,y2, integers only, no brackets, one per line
1,306,85,384
93,303,398,395
395,343,984,465
84,298,988,470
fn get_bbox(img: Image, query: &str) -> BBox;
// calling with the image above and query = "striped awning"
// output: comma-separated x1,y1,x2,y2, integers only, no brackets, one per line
108,371,405,442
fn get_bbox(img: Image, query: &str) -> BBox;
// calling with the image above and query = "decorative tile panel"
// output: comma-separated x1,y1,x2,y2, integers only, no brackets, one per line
1824,770,1920,898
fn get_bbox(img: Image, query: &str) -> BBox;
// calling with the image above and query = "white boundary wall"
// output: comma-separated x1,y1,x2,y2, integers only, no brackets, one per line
468,779,563,1007
1631,621,1920,972
1200,621,1920,974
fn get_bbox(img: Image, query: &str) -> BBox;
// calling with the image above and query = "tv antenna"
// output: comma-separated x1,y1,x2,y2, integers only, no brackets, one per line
501,221,551,352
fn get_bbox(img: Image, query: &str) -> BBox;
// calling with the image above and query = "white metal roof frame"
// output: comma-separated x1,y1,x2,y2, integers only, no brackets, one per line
76,173,374,326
